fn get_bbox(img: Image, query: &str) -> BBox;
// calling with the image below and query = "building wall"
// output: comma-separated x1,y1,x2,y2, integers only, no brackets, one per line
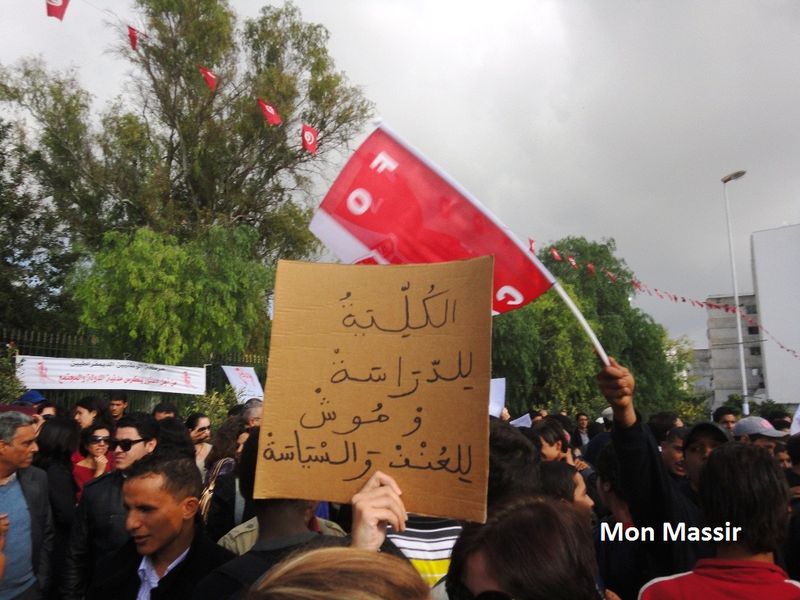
751,224,800,405
705,293,764,409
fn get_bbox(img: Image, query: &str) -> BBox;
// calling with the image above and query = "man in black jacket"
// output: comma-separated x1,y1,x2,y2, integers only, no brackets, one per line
61,413,158,599
0,410,54,599
87,456,233,599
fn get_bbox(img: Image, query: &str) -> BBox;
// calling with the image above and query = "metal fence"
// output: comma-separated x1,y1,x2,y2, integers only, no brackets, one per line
2,327,268,412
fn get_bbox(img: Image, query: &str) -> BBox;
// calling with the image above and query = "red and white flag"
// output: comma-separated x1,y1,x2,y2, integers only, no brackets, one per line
198,66,217,91
528,238,536,254
309,124,555,314
567,255,578,269
46,0,69,20
258,99,282,126
549,247,562,261
302,124,318,154
586,263,596,276
128,26,140,51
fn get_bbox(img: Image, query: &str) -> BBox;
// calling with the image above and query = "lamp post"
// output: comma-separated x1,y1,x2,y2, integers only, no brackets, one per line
721,169,749,416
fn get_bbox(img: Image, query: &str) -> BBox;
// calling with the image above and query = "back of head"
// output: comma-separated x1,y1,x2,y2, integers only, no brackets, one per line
488,419,540,508
447,497,598,600
152,401,179,419
786,434,800,466
699,442,789,554
34,416,80,468
153,416,195,460
247,547,428,600
539,461,578,502
125,455,202,501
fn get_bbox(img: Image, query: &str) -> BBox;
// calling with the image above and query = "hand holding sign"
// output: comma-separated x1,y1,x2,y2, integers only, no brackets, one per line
350,471,407,551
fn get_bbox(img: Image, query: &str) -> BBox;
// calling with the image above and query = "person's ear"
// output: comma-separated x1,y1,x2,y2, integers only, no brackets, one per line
182,496,199,520
144,439,157,455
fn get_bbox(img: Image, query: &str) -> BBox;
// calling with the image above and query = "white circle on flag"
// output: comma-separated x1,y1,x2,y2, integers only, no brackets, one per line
346,188,372,215
47,0,63,5
304,131,316,144
266,105,275,114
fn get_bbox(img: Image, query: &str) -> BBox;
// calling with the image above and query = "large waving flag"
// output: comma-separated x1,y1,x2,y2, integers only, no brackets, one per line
309,124,555,314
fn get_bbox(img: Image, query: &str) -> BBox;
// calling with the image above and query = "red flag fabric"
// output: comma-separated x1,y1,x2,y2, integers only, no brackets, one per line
309,124,555,314
128,26,139,50
549,247,562,261
198,66,217,91
567,255,578,269
258,99,282,126
586,263,596,276
302,124,318,154
46,0,69,20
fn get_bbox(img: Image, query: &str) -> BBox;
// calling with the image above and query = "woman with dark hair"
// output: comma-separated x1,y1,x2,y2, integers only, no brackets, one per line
72,395,113,431
186,412,213,478
446,497,600,600
32,416,80,598
73,422,113,501
204,416,247,484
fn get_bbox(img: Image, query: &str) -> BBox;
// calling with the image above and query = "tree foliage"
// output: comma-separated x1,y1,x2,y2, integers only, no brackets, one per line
0,0,372,354
494,237,701,418
71,226,271,364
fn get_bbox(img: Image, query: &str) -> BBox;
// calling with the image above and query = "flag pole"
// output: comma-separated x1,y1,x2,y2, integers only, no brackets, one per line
551,281,610,367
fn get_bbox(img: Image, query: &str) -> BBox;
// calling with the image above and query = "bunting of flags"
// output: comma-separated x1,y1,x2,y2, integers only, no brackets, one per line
535,241,800,361
43,0,319,156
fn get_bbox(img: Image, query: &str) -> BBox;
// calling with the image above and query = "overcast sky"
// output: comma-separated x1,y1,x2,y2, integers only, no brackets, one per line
2,0,799,349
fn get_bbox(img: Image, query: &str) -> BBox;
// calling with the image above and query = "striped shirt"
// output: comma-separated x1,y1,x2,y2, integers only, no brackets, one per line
387,515,462,586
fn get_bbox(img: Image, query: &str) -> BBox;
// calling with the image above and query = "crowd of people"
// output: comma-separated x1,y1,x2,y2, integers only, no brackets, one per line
1,359,800,599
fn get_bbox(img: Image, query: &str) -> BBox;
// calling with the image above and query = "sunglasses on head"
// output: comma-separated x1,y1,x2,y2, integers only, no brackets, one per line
88,435,110,444
109,438,145,452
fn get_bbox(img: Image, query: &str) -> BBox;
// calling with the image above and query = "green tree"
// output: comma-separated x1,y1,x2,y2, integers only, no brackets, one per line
0,119,79,330
0,0,372,335
494,236,701,418
71,226,271,365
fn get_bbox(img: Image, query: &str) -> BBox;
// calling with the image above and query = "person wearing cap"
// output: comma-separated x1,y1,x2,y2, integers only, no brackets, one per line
732,416,786,456
597,358,729,580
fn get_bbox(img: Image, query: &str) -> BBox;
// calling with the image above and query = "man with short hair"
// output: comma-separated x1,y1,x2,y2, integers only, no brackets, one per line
86,456,234,599
712,406,738,432
108,392,129,423
0,411,54,599
660,427,688,481
732,416,786,455
62,413,159,600
241,401,262,429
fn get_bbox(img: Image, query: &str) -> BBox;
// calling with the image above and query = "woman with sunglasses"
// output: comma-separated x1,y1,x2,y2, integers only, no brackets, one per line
73,422,114,501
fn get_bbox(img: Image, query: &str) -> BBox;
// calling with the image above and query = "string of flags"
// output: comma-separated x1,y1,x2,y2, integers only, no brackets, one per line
45,0,319,155
537,240,799,361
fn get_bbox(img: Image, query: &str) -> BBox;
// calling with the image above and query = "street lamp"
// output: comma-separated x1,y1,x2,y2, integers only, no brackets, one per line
720,169,749,415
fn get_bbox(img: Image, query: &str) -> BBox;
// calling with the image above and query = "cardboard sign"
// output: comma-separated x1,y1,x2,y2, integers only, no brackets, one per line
254,257,493,523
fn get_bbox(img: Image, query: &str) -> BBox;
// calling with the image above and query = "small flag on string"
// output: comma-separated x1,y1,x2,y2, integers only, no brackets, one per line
128,26,140,51
586,263,596,276
198,66,217,91
603,268,617,283
549,247,562,261
302,124,318,154
258,99,282,126
528,238,536,254
567,255,578,269
46,0,69,20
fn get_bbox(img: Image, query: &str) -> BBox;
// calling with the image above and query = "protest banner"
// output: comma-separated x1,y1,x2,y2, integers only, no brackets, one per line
222,366,264,401
253,257,493,523
15,355,206,394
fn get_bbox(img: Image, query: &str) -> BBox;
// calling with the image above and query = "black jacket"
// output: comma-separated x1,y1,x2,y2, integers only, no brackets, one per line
87,528,234,600
61,470,129,600
18,466,55,593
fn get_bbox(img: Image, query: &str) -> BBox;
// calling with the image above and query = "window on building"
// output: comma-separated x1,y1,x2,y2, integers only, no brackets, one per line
747,326,759,335
749,346,761,356
745,304,758,314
